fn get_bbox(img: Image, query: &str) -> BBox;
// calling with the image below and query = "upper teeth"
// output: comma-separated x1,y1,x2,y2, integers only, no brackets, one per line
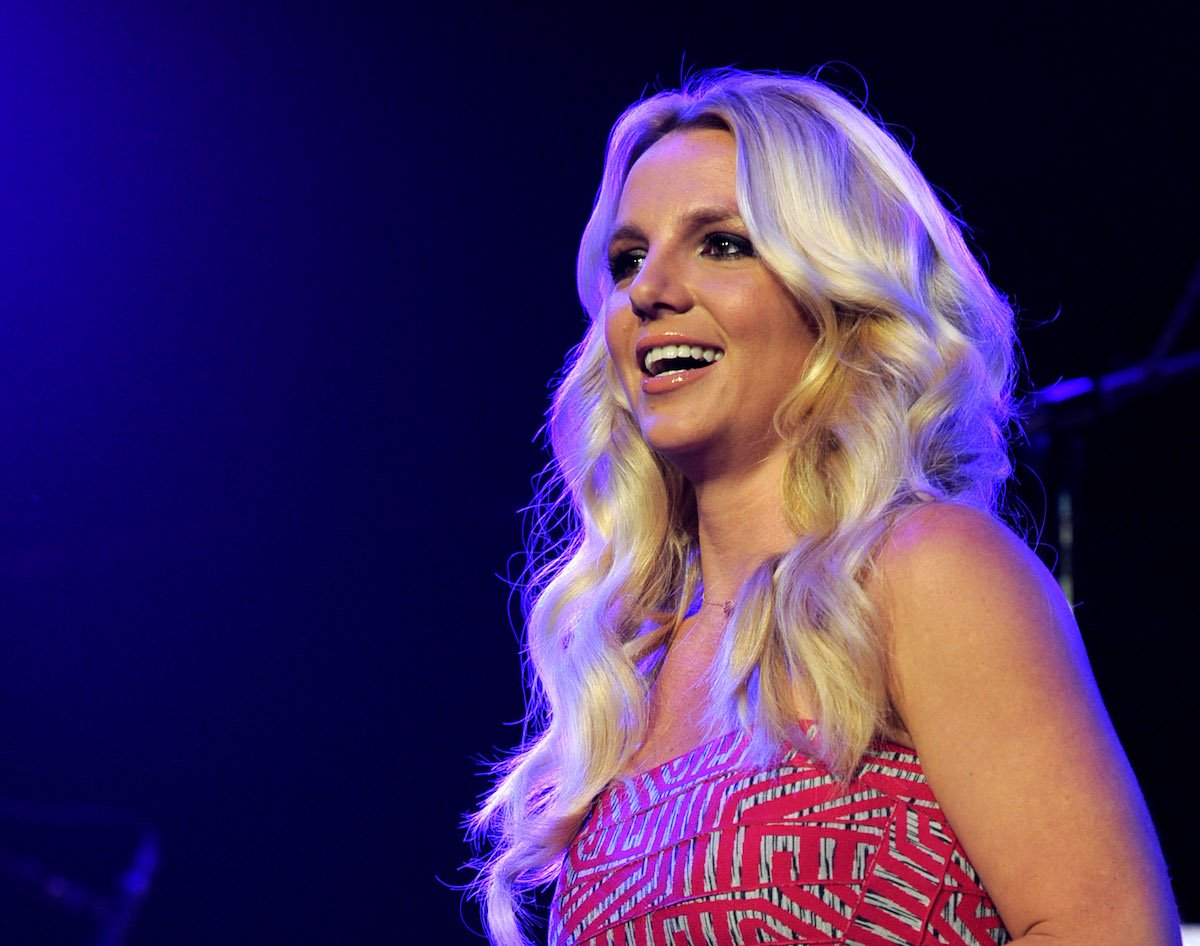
643,344,724,374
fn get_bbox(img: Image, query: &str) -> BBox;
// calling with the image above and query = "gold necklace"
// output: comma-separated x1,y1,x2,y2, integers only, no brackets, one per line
700,597,733,618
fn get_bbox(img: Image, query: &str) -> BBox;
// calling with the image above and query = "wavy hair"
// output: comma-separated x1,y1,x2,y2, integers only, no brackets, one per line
469,68,1017,945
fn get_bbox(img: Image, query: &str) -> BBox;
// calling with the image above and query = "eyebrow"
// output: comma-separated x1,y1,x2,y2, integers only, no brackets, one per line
606,205,745,249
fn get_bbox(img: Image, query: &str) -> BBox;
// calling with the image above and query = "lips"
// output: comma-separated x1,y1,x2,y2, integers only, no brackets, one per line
631,335,725,395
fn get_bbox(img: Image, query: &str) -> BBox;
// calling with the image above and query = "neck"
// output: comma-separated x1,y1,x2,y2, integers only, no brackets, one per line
690,450,797,602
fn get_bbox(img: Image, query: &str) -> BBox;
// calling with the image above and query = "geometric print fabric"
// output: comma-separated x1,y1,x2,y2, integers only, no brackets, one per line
550,731,1010,945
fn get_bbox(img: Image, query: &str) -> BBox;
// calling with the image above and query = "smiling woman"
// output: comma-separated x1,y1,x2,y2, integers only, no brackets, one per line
469,69,1180,946
603,129,817,479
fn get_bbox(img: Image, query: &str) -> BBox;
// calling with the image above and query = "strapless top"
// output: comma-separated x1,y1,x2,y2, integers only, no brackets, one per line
549,729,1010,946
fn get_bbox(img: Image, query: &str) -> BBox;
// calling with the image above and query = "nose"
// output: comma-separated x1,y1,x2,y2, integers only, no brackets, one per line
627,250,693,320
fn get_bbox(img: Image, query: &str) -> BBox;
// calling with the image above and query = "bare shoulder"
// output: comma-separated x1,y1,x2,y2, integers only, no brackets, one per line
871,501,1087,763
872,502,1071,670
875,501,1052,606
869,501,1180,943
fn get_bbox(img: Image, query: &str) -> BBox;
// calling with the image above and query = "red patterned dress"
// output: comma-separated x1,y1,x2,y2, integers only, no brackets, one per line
549,730,1010,946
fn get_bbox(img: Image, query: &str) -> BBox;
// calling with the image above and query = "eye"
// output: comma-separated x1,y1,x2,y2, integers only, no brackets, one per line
701,232,755,260
607,247,646,283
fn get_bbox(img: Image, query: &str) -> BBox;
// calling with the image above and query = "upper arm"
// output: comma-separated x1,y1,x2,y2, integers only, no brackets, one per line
875,503,1178,944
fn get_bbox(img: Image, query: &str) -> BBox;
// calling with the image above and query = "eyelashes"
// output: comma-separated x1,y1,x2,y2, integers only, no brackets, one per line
607,232,756,283
607,247,646,283
700,233,754,260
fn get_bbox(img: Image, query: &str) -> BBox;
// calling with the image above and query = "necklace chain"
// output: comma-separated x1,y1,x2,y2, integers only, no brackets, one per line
700,597,733,618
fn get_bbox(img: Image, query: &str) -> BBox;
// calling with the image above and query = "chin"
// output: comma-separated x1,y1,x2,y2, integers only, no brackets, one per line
638,423,715,467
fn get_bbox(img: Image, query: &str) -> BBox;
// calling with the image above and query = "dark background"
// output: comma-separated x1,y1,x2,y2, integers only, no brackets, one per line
1,2,1196,943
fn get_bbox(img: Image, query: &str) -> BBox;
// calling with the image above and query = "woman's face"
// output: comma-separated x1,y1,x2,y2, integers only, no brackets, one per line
602,128,816,477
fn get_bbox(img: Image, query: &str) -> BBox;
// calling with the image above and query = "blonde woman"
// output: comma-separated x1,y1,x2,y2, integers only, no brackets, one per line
471,69,1179,946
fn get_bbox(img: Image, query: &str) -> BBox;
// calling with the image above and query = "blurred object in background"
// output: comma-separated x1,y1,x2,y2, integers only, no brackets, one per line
0,801,157,946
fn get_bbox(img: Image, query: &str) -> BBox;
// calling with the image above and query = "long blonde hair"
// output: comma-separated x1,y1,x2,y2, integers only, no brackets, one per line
470,68,1017,945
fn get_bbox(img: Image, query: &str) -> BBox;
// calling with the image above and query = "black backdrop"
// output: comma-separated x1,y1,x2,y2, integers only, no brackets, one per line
1,3,1196,943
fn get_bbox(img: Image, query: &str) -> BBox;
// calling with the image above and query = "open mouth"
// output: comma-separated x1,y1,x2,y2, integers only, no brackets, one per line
642,344,724,377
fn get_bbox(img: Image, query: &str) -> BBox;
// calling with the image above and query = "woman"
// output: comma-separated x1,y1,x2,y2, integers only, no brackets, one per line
471,69,1179,945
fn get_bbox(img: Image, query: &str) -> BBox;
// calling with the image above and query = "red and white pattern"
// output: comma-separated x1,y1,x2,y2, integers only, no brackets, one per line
550,731,1010,946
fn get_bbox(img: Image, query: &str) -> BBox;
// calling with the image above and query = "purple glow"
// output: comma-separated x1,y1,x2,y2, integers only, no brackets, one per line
1037,376,1094,404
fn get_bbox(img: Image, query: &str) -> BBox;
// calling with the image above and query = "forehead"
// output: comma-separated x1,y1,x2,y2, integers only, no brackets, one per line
615,128,739,221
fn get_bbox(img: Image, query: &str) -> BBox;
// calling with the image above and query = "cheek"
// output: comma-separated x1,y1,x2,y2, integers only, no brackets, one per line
602,300,635,376
602,311,619,363
597,320,634,414
602,354,634,414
